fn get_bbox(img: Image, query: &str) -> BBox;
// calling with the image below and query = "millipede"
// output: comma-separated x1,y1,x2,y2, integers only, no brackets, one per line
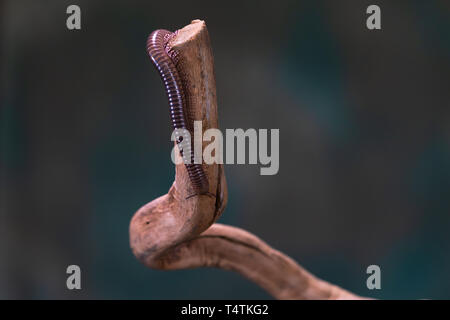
146,29,209,195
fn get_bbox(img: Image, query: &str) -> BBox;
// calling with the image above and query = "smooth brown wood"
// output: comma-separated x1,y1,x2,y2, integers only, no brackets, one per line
129,19,364,300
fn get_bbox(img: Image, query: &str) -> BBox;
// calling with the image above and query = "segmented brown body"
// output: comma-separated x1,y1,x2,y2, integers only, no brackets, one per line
146,29,209,195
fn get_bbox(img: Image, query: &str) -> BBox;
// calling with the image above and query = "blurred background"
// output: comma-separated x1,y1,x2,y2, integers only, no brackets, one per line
1,0,450,299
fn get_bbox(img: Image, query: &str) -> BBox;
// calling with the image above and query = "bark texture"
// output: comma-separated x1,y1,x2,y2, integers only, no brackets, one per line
129,19,364,300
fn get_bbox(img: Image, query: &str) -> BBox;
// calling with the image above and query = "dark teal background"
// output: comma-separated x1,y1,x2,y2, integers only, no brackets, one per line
1,0,450,299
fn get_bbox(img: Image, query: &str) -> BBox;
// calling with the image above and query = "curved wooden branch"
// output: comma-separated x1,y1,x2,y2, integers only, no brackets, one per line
129,19,364,300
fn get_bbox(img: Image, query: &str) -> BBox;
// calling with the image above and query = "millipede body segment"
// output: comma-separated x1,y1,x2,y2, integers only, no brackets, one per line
146,29,209,195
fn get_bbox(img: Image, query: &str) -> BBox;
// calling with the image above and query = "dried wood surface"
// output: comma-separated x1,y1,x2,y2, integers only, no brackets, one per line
129,19,364,300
